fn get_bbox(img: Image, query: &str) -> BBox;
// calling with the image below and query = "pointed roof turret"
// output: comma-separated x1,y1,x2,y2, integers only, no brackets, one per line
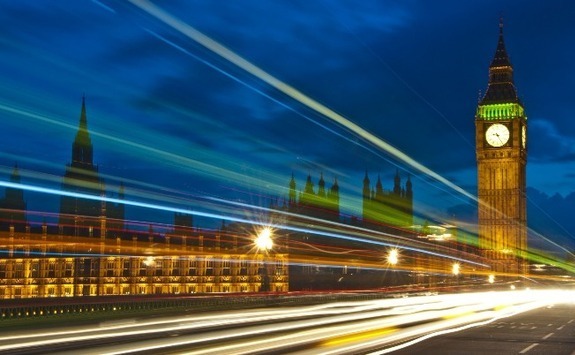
393,169,401,195
480,19,520,105
75,95,91,146
289,173,296,189
317,172,326,198
72,95,94,167
10,163,20,183
331,177,339,191
363,170,370,185
490,18,511,68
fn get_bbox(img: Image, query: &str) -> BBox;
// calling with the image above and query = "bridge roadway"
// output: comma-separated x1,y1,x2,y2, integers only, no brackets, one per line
390,302,575,355
0,289,573,354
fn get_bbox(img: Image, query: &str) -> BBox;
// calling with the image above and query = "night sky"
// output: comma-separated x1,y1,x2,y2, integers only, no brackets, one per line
0,1,574,250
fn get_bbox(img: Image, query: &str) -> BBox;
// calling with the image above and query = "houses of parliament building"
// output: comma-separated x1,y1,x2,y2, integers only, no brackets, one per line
0,97,415,299
0,98,292,299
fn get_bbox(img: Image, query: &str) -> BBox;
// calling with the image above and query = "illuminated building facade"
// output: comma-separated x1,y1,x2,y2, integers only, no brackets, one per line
0,98,288,299
0,225,288,299
362,170,413,229
276,172,415,291
475,21,527,275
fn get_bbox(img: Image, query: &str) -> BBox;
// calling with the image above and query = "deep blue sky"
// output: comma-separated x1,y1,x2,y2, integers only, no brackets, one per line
0,1,574,244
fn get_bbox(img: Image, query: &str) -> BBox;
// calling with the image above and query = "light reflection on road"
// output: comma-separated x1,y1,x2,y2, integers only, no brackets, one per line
0,289,573,354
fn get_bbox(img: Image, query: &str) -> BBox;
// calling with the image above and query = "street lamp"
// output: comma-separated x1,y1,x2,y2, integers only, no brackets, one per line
488,274,495,284
387,248,399,265
452,262,460,276
255,226,274,292
255,226,273,251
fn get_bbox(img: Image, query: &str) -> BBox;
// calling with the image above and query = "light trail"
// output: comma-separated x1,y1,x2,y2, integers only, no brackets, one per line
0,290,572,354
0,179,490,268
144,28,390,166
127,0,478,205
124,1,554,271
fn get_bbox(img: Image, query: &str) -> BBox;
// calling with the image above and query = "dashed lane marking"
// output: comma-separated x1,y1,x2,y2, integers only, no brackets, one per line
520,343,539,354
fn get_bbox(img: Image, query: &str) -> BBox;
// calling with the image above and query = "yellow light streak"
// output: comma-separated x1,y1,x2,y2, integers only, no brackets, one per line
321,327,397,347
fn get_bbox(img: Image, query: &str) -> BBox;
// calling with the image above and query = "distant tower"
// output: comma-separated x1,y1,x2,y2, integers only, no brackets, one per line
362,171,413,229
286,173,340,222
288,173,297,210
0,164,27,231
59,97,105,237
475,20,527,275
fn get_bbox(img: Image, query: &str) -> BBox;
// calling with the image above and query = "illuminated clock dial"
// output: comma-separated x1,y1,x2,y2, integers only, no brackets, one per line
485,123,510,147
522,125,526,148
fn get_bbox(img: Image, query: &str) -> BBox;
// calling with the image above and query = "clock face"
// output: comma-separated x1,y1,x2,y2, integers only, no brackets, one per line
485,123,510,147
522,125,526,148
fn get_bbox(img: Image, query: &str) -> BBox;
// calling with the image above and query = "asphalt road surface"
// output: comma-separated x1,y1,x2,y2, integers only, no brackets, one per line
0,289,573,354
390,303,575,355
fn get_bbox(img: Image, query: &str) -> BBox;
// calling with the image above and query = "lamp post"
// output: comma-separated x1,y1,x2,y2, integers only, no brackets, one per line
386,248,399,286
255,226,273,292
387,248,399,266
452,262,460,276
452,262,460,289
488,274,495,284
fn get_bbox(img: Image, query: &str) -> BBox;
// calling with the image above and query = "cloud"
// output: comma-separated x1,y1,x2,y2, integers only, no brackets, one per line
528,119,575,163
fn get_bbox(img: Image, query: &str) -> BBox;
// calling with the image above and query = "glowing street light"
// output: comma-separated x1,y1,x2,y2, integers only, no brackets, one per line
452,262,460,276
488,274,495,284
387,248,399,265
255,226,273,251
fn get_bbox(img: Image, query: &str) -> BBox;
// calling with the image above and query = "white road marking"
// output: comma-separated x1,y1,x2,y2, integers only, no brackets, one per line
520,343,539,353
542,332,554,340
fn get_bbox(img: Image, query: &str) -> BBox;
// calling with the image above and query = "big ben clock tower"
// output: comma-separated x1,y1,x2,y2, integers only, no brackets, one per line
476,20,527,276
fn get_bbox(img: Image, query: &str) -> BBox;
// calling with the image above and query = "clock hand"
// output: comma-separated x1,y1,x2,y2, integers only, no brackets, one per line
495,132,503,144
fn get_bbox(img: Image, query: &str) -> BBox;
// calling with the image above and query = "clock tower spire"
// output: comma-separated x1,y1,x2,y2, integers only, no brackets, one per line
475,20,528,276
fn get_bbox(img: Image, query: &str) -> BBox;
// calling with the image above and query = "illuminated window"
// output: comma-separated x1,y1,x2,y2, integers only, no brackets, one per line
188,259,197,276
205,258,214,276
275,259,284,275
48,263,56,278
14,262,23,278
65,261,73,277
172,259,180,276
0,263,6,278
123,260,131,277
239,259,247,275
155,259,163,276
139,260,147,276
31,262,39,278
222,258,230,276
106,260,115,277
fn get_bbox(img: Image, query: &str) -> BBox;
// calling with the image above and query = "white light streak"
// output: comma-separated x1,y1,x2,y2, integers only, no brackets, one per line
127,0,478,204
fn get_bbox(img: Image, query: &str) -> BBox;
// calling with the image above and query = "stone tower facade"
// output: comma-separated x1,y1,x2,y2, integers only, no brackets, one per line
475,21,527,275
